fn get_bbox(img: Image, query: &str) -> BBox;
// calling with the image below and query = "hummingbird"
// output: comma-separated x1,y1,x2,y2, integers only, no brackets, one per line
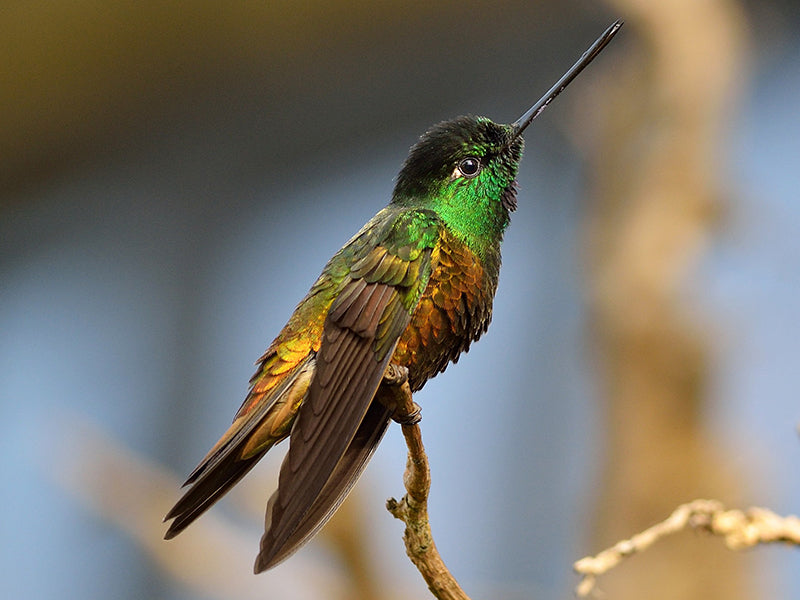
164,20,622,572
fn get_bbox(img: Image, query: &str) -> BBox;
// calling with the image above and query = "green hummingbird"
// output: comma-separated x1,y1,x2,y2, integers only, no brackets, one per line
164,20,622,572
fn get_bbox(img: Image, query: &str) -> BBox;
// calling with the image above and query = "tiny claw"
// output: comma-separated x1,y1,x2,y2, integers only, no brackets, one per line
383,364,409,387
392,401,421,426
376,364,417,422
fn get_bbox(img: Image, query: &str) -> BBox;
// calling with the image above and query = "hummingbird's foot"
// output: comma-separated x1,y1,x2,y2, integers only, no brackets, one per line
383,363,409,387
392,401,421,426
377,364,420,424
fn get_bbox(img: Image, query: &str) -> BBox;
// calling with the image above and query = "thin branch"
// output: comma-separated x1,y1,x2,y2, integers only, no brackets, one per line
381,366,471,600
574,499,800,597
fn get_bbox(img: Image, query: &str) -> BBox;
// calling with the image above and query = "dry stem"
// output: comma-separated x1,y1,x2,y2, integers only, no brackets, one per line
574,499,800,597
382,368,471,600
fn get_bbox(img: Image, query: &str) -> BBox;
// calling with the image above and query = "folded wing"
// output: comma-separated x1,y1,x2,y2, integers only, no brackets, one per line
256,209,438,570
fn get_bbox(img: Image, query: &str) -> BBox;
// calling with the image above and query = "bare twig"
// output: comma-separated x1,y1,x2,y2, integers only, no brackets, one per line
574,499,800,597
381,366,471,600
581,3,751,598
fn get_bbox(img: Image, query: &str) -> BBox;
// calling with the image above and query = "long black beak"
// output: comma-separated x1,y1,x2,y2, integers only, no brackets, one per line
512,20,623,139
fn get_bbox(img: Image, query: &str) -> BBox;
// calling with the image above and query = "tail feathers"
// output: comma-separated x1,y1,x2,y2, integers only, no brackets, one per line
255,399,393,571
164,355,315,539
164,449,267,539
181,356,314,487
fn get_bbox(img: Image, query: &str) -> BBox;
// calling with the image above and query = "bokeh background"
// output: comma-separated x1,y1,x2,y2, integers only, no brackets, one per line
2,1,799,599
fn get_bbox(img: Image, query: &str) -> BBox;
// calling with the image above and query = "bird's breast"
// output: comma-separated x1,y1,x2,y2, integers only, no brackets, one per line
393,232,497,391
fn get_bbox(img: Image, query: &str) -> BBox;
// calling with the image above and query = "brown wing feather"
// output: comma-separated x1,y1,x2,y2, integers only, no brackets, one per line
164,356,314,538
256,281,404,567
164,452,263,539
182,349,316,486
256,219,436,568
165,208,438,553
255,399,393,571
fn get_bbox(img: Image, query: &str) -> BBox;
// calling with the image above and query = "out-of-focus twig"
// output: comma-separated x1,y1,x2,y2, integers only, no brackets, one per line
574,499,800,597
382,366,471,600
323,486,387,600
51,416,361,600
580,1,752,598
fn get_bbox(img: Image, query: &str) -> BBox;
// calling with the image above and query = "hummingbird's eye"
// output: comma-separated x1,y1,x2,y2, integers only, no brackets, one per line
457,157,481,178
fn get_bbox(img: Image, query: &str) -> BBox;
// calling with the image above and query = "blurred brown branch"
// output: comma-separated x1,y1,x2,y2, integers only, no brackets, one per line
51,415,392,600
580,1,752,598
574,499,800,597
383,366,471,600
53,418,282,600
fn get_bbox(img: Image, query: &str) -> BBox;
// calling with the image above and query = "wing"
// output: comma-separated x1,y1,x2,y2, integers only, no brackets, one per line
255,208,439,570
164,355,315,538
255,399,393,570
165,246,343,538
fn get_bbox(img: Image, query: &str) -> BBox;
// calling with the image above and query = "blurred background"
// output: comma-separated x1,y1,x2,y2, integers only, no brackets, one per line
2,1,799,599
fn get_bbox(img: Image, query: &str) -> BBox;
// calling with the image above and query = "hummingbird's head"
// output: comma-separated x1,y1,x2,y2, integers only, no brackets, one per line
391,21,622,251
392,116,523,243
393,116,522,208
